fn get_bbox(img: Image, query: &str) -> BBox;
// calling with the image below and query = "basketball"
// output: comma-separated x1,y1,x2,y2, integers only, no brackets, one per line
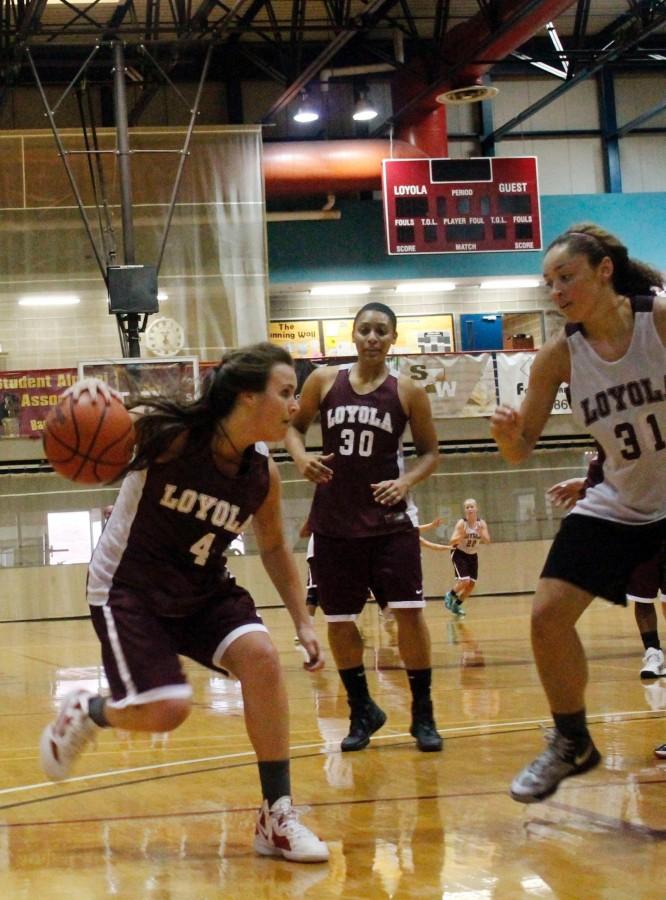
43,392,135,484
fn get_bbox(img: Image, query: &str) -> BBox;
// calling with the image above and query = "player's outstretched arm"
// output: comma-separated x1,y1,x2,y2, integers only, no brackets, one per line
418,516,443,533
284,367,335,484
546,477,586,510
419,536,452,552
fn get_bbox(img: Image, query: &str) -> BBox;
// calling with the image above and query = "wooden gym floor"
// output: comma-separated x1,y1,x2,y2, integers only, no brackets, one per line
0,594,664,898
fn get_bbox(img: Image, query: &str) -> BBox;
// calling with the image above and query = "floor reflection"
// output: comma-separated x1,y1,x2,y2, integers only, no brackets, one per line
1,596,663,897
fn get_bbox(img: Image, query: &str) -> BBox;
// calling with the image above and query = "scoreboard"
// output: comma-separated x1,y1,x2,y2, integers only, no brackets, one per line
382,156,541,256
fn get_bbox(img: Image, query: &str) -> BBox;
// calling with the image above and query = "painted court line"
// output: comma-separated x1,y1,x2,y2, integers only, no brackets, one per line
2,705,661,799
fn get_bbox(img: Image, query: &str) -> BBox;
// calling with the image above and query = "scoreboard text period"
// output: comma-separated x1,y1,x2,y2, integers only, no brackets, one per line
382,157,541,255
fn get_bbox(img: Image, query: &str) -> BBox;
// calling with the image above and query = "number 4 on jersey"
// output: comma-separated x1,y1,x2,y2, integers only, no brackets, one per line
190,533,215,566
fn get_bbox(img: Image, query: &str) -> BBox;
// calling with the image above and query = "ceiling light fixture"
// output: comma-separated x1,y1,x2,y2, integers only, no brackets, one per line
512,50,567,80
310,284,371,296
395,281,457,293
293,90,319,124
545,21,568,73
436,84,499,104
352,90,378,122
18,293,81,306
479,279,542,290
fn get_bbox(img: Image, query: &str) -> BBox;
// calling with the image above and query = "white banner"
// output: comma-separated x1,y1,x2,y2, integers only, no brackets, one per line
496,352,571,414
399,354,497,418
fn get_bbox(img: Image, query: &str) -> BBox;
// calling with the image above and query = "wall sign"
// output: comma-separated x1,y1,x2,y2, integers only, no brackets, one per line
269,320,322,358
382,156,541,255
321,314,455,356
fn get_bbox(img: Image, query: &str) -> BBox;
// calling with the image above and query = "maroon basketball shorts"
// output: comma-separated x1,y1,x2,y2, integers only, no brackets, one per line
627,543,666,602
90,582,267,706
450,548,479,582
313,529,423,619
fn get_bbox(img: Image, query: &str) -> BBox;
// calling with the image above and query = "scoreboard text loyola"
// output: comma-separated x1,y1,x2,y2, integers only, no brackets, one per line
382,156,541,255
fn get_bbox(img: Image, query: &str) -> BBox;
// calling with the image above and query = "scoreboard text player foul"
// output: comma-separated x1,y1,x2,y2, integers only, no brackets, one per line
382,157,541,256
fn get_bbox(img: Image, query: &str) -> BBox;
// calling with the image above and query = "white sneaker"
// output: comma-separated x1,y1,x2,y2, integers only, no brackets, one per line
254,796,329,863
40,689,97,781
640,647,665,680
510,729,601,803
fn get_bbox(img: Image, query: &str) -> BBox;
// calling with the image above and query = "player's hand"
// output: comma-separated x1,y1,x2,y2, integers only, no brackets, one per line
296,624,325,671
489,404,522,444
546,477,586,509
371,478,408,506
65,378,123,405
299,453,334,484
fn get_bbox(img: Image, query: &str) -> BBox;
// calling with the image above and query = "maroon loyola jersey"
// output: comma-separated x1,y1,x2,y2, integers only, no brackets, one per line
87,441,270,616
309,365,418,538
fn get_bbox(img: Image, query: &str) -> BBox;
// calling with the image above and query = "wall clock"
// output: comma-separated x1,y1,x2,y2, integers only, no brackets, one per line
144,316,185,356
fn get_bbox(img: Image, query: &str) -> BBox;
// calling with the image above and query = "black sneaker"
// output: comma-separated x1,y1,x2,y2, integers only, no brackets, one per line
341,700,387,752
410,701,443,752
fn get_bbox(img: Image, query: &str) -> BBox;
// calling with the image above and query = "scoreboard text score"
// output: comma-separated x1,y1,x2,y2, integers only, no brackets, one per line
382,157,541,256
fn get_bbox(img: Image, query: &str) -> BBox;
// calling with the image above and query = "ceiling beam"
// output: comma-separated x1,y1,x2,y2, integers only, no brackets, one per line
486,5,666,142
260,0,401,121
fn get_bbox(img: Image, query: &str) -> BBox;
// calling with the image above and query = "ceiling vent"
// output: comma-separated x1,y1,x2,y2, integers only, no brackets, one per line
435,84,499,105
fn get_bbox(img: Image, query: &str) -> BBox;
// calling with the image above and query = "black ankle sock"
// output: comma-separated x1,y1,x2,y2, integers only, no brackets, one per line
340,666,371,705
641,630,661,651
553,710,589,747
88,695,109,728
258,760,290,808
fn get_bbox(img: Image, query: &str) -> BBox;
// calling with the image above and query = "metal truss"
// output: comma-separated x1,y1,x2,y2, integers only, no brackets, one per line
1,2,663,104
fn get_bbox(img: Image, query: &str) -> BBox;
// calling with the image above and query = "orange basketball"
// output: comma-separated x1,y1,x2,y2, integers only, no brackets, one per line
43,392,135,484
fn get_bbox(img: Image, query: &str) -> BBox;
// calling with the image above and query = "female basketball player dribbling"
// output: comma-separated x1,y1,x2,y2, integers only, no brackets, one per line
285,302,442,753
491,223,666,801
39,343,329,863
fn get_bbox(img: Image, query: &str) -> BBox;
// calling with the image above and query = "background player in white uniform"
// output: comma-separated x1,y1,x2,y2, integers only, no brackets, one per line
39,343,329,863
286,302,442,753
419,504,491,616
491,223,666,800
445,499,490,616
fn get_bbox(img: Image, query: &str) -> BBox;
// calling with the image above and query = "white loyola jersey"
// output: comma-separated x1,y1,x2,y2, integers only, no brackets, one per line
455,519,484,554
567,296,666,524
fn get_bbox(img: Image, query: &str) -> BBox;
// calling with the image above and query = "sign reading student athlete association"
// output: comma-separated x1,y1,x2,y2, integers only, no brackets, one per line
382,157,541,255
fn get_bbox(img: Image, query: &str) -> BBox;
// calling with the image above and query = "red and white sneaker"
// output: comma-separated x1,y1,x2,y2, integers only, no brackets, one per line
40,689,97,781
254,796,329,863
